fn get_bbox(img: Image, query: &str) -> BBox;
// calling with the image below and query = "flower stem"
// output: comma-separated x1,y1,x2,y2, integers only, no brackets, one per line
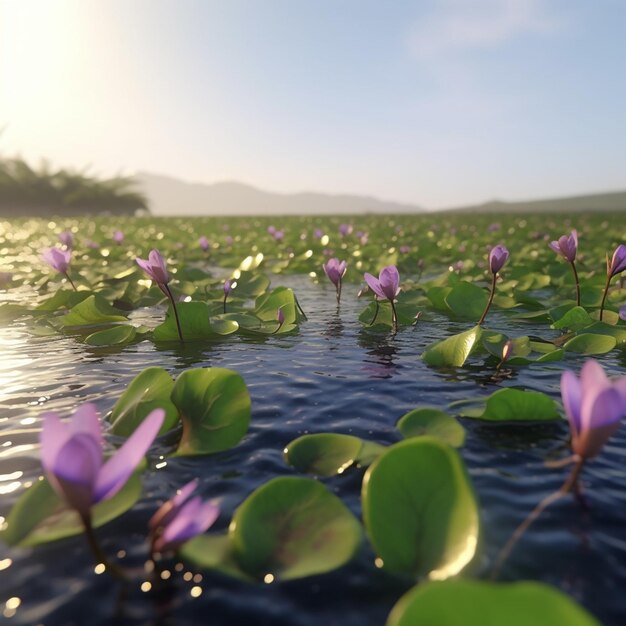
223,293,227,314
570,261,581,306
64,272,77,291
80,513,128,582
336,279,342,306
478,273,497,326
599,273,612,321
490,457,585,580
164,284,184,342
389,299,398,333
368,300,380,326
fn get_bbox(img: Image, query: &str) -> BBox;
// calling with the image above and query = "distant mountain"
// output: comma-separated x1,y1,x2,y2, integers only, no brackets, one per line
133,172,423,216
446,190,626,214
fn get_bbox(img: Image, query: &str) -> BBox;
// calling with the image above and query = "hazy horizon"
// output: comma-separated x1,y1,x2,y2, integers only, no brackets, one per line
1,0,625,210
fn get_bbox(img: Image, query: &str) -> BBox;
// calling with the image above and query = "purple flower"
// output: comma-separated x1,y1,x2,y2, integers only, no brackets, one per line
608,244,626,278
224,279,232,296
620,305,626,321
136,249,170,286
267,225,276,235
314,228,324,239
549,230,577,262
323,258,347,287
40,403,164,517
42,247,72,275
488,245,509,274
561,360,626,459
58,231,73,248
277,308,285,325
85,239,100,250
338,224,352,237
199,236,209,251
149,480,219,553
487,223,501,232
364,266,400,301
113,230,124,244
273,230,285,241
399,245,411,254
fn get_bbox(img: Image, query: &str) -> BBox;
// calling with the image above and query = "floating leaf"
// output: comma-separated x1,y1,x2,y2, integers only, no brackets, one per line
387,580,601,626
61,294,127,327
481,332,531,359
255,287,297,324
172,367,251,456
2,474,142,547
284,433,385,476
230,476,362,580
422,325,482,367
397,408,465,447
461,388,560,421
362,438,479,578
551,306,594,332
84,325,137,346
153,301,217,341
564,333,617,354
107,367,178,436
445,282,488,320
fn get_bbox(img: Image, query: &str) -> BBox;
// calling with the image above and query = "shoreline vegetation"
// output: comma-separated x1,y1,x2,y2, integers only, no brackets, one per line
0,156,147,216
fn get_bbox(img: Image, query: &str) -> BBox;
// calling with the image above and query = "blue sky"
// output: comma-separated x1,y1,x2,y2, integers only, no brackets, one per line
1,0,625,208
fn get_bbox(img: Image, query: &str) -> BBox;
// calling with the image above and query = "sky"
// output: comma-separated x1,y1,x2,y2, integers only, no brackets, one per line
0,0,625,209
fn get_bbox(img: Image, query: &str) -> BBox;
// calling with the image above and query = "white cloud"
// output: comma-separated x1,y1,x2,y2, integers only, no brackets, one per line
408,0,563,59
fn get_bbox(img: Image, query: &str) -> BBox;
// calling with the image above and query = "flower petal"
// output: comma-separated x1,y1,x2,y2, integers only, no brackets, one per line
575,387,625,457
149,479,199,530
94,409,164,502
364,273,385,299
40,413,71,473
379,266,400,300
560,370,582,440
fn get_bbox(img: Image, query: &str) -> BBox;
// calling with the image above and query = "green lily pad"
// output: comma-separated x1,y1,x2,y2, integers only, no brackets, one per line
107,367,179,436
230,476,362,580
444,282,489,320
153,301,216,341
362,438,479,578
61,294,127,327
255,287,298,324
551,306,594,332
460,388,561,421
564,333,617,354
387,580,601,626
422,325,482,367
84,325,137,346
481,332,531,359
1,473,143,547
284,433,386,476
172,367,251,456
397,408,465,447
36,289,92,312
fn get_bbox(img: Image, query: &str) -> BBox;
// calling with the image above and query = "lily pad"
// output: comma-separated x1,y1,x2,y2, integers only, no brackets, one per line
172,367,251,456
84,325,137,346
444,282,489,320
284,433,386,476
153,301,217,341
551,306,594,332
255,287,297,324
397,408,465,447
460,388,561,421
230,476,362,580
387,580,601,626
1,473,143,547
107,367,178,436
61,294,127,327
362,438,479,578
422,325,482,367
564,333,617,354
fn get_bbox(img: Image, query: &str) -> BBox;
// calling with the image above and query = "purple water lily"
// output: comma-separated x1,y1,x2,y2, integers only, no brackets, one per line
223,279,232,313
41,403,164,516
364,265,401,330
149,480,219,554
550,230,580,305
42,247,76,290
58,231,73,248
273,230,285,242
338,223,352,237
199,236,209,252
136,249,184,341
41,403,164,575
323,258,347,305
561,360,626,459
478,245,509,325
488,244,509,275
600,244,626,320
113,230,124,245
619,305,626,321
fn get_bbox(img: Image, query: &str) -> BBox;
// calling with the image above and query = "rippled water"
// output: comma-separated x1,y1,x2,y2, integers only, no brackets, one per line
1,276,625,625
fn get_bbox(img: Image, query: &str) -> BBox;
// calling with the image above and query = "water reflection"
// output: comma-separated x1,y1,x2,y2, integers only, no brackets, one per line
357,331,400,378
